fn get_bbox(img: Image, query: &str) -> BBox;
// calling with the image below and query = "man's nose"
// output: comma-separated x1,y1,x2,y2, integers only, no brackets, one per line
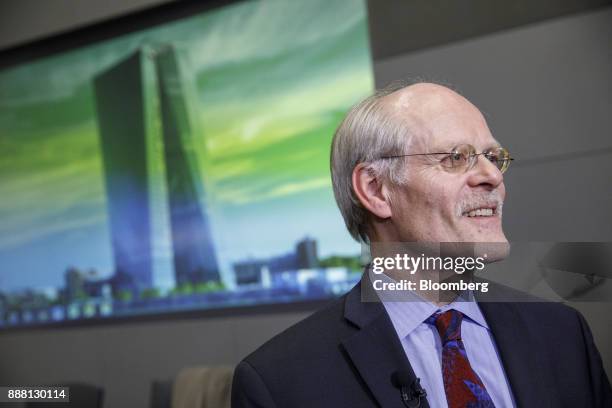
466,155,504,188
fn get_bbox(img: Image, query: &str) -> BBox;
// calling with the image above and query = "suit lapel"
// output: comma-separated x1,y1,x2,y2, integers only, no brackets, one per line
478,299,553,408
341,278,430,408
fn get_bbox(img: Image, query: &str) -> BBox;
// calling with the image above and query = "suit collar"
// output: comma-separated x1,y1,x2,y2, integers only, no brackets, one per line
341,274,430,408
342,274,383,329
375,269,490,339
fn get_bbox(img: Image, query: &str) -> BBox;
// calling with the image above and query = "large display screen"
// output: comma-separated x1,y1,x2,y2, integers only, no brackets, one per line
0,0,374,328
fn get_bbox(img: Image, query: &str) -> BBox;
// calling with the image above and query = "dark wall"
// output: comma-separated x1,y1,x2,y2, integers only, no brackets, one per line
0,0,177,50
367,0,612,58
0,2,611,408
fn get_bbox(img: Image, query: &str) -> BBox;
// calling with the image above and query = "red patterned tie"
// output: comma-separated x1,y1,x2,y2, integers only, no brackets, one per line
427,309,495,408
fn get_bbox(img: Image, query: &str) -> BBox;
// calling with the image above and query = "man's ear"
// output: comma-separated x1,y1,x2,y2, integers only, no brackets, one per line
352,163,393,219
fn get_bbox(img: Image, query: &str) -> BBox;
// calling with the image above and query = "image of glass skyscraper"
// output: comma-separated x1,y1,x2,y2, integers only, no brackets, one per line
94,45,220,293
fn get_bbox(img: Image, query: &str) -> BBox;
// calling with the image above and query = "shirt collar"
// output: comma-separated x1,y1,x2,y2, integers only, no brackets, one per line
371,270,489,340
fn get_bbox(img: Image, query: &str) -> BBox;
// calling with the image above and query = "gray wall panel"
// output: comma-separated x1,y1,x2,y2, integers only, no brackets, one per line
374,8,612,161
367,0,612,59
0,311,312,408
505,153,612,241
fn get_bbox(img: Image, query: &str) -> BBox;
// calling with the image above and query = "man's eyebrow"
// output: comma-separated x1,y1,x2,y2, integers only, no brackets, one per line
428,142,462,152
429,141,502,152
484,142,502,150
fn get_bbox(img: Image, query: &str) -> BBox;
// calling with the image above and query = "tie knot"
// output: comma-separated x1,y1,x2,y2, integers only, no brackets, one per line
427,309,463,345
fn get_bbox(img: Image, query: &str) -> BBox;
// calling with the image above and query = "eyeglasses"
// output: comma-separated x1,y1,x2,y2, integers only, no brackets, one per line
379,144,514,174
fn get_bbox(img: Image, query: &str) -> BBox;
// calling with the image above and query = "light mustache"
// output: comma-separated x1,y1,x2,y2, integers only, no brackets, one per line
456,191,504,217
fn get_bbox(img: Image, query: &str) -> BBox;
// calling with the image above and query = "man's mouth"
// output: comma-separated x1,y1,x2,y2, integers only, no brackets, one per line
456,191,504,219
461,206,498,218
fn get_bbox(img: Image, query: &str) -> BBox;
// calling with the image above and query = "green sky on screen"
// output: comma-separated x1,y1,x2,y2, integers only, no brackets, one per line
0,0,373,256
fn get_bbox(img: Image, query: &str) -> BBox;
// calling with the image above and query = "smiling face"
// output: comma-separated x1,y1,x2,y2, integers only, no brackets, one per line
381,84,509,248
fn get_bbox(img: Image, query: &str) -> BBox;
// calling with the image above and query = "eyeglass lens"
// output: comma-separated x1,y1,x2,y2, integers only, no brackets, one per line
449,144,511,174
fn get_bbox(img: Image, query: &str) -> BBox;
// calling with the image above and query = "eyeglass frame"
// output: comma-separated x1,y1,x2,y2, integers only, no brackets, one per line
377,144,514,174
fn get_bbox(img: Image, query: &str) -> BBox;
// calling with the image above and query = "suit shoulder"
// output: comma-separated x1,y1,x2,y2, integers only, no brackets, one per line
242,293,352,370
507,298,584,333
511,297,580,316
484,281,582,319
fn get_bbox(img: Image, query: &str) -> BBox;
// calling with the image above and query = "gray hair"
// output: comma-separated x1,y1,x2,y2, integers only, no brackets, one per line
330,79,451,243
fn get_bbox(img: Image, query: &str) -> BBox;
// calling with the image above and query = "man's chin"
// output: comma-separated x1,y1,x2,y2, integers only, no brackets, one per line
450,231,510,262
474,239,510,263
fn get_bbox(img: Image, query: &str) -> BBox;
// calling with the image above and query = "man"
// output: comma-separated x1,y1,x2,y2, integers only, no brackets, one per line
231,81,612,407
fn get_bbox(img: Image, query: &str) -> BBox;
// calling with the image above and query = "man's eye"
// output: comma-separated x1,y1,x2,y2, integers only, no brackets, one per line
451,152,463,161
486,152,504,165
440,153,463,167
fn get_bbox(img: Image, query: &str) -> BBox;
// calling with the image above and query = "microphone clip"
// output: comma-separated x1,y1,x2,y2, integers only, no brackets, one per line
392,371,427,408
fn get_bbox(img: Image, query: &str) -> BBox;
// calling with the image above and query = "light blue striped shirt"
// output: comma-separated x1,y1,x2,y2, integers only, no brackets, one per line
378,274,516,408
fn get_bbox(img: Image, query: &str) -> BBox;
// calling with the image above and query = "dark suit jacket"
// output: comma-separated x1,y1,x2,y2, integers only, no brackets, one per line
232,278,612,407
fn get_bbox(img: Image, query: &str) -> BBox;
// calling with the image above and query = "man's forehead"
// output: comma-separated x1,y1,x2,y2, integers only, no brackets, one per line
411,128,502,153
381,83,499,150
384,83,462,112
